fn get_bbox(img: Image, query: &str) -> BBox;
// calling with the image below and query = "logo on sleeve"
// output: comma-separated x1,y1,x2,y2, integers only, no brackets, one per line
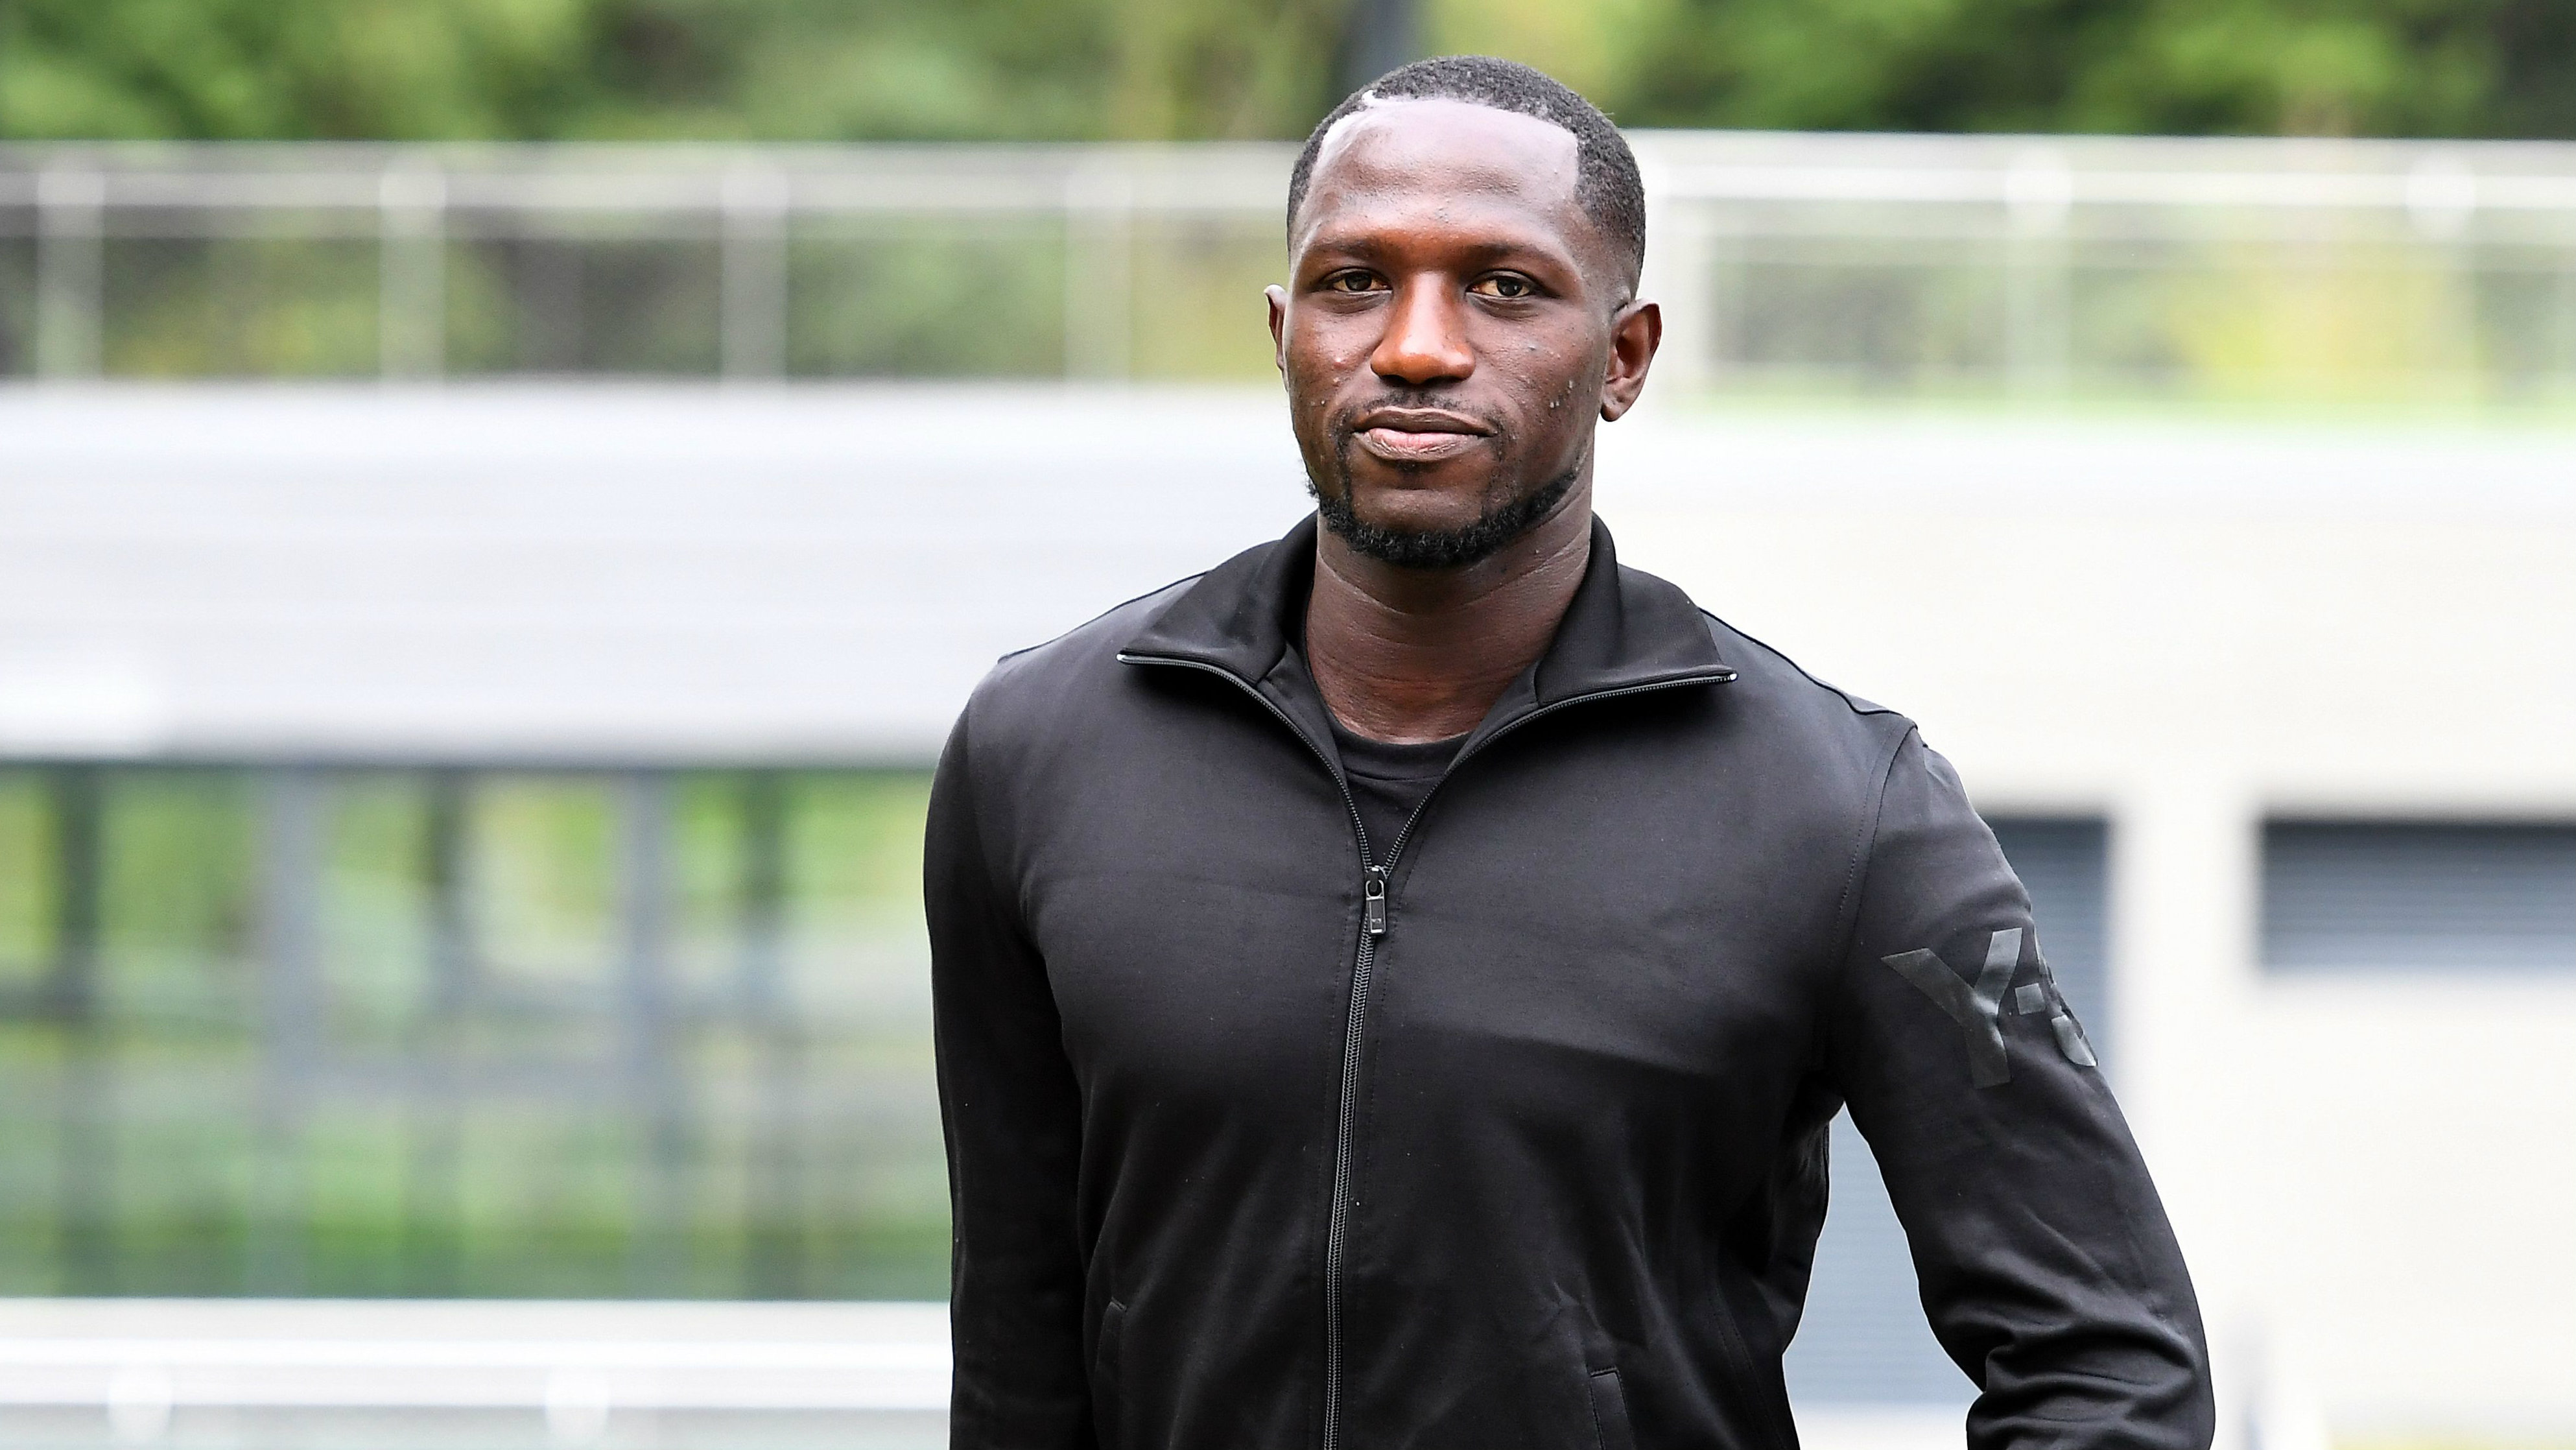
1881,927,2097,1088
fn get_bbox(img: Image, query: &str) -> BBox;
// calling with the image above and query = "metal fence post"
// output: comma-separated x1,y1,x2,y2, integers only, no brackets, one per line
617,771,685,1294
2558,248,2576,391
2405,155,2480,396
1707,209,1747,385
407,769,471,1294
379,166,448,381
722,165,791,381
250,767,325,1294
2004,149,2074,399
1639,171,1714,398
47,766,111,1293
1065,163,1135,381
738,772,806,1298
35,169,104,379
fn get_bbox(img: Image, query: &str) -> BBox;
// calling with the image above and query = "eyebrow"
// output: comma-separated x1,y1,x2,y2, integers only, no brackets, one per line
1296,229,1581,272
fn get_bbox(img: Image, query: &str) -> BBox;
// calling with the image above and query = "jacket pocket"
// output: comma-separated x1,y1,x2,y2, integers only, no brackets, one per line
1091,1299,1127,1447
1585,1367,1637,1450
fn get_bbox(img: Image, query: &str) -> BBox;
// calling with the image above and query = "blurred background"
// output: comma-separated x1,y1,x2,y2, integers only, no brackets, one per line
1,1,2573,1448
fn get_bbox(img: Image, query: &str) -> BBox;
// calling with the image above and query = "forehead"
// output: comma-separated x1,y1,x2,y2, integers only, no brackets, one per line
1296,98,1586,251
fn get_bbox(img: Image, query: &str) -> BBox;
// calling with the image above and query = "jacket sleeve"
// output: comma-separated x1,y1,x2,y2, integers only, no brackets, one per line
927,704,1096,1449
1825,726,2213,1450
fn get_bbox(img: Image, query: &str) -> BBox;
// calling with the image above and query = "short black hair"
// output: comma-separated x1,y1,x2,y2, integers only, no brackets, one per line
1286,55,1646,290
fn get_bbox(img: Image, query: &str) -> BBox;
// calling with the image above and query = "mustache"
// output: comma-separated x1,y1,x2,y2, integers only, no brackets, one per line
1330,391,1509,440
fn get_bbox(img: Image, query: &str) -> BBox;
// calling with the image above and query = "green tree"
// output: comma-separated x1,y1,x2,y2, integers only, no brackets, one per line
6,0,2576,143
0,0,1351,142
0,0,594,139
1592,0,2576,138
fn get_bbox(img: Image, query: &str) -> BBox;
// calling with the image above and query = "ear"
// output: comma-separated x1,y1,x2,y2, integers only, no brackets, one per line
1598,298,1660,422
1266,285,1290,377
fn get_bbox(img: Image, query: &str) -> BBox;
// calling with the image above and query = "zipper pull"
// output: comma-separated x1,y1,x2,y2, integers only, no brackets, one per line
1362,868,1388,936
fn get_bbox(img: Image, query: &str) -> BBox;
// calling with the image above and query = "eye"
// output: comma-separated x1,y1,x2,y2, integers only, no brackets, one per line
1470,273,1539,300
1321,270,1384,294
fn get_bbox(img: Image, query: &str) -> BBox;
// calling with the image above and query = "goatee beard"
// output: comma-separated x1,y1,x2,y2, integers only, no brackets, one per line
1308,462,1581,570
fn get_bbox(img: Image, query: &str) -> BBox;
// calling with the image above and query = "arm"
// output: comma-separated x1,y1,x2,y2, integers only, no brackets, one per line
927,706,1095,1449
1827,728,2213,1450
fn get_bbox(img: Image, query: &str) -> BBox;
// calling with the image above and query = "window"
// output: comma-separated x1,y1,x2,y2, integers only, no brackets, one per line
2263,821,2576,974
0,765,945,1300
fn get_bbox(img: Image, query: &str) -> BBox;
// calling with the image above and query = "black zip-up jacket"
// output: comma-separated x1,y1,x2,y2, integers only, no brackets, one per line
928,516,2212,1450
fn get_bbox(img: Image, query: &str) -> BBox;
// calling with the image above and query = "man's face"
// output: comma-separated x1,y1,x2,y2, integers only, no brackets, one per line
1269,98,1656,569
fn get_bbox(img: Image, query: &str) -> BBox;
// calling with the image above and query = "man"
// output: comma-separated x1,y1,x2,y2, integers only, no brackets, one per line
928,55,2211,1450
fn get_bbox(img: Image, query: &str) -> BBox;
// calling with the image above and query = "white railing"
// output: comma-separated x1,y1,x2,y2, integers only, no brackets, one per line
6,134,2576,397
0,143,1294,383
0,1299,948,1446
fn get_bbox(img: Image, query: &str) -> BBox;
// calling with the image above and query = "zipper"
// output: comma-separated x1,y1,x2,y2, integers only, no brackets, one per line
1323,862,1382,1450
1116,651,1732,1450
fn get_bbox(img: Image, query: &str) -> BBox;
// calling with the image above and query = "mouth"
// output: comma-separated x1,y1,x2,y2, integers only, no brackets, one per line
1349,407,1495,466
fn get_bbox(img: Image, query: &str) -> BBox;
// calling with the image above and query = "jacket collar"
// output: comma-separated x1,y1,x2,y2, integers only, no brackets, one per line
1118,512,1735,746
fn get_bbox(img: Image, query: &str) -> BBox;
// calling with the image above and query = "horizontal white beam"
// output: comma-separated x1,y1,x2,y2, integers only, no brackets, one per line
8,383,2576,767
6,135,2576,215
0,1299,950,1412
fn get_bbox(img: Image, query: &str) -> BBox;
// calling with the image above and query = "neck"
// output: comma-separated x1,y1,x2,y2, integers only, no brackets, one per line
1304,482,1594,744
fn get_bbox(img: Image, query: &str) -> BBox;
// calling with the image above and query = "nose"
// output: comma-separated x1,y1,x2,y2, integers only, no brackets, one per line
1367,278,1474,386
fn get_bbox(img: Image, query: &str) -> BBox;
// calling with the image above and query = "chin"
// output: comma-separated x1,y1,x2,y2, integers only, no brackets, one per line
1348,460,1497,508
1347,488,1491,539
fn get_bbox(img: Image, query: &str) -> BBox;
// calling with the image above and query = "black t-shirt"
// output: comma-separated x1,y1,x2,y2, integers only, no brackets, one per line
1329,719,1463,864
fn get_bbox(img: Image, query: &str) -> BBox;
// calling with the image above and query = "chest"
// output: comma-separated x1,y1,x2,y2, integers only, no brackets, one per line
1011,706,1844,1121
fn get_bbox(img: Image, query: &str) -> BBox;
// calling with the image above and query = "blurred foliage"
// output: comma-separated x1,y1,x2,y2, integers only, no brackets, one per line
439,237,725,375
1587,0,2576,138
785,221,1068,377
0,784,49,968
0,0,596,139
0,0,1343,142
100,239,383,377
2160,240,2485,399
3,0,2575,143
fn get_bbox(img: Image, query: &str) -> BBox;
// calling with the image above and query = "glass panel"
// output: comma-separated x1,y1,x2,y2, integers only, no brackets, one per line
318,772,434,1043
1732,234,2010,392
1127,212,1283,381
470,776,619,992
2263,821,2576,973
782,772,944,1298
0,231,33,376
445,234,722,375
0,772,53,977
0,766,947,1300
99,233,381,378
100,770,258,1023
786,216,1065,377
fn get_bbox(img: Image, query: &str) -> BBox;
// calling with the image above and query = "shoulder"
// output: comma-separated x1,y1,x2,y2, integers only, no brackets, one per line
949,573,1199,768
990,573,1199,691
1690,615,2001,896
1701,609,1920,792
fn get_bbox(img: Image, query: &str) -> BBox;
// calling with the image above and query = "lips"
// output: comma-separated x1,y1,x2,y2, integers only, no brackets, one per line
1349,408,1495,465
